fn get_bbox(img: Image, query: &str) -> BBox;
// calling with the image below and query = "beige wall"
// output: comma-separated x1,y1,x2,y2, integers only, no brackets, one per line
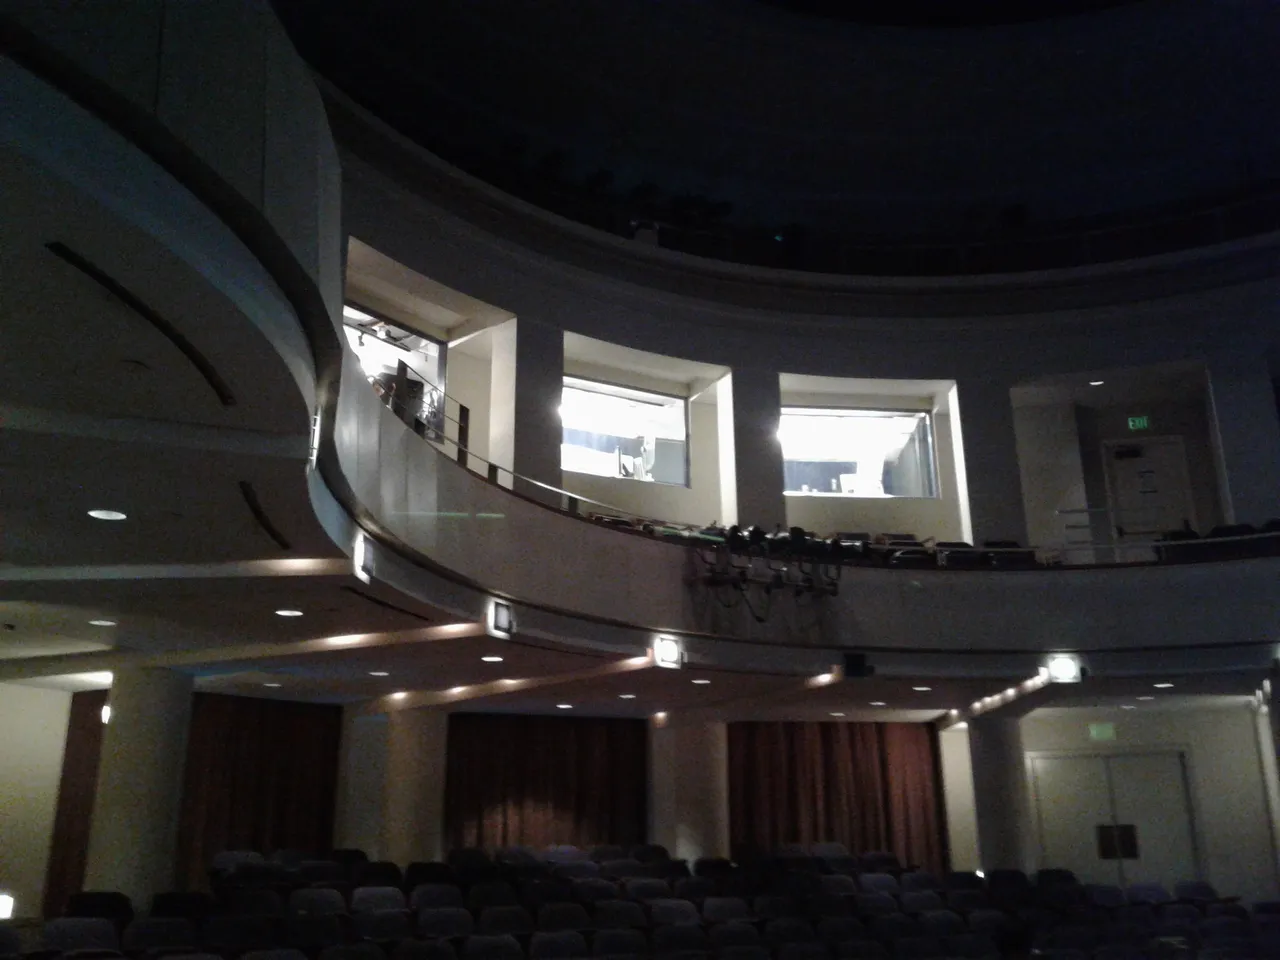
649,720,731,862
334,709,388,859
939,726,981,872
0,683,72,918
1013,402,1090,549
1021,705,1280,903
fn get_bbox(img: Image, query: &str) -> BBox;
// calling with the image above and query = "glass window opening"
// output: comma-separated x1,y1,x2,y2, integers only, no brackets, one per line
344,303,446,436
560,377,689,486
778,407,937,498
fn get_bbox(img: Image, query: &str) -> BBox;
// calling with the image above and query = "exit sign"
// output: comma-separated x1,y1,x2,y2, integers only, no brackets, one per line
1128,415,1150,431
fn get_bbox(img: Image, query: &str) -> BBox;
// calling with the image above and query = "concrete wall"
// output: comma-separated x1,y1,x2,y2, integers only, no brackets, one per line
1021,705,1279,904
0,683,71,919
444,349,493,468
1013,403,1090,548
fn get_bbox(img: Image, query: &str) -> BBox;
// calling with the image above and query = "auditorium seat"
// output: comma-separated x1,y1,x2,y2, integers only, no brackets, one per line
212,851,265,876
719,947,770,960
943,873,984,892
869,914,917,943
624,879,670,902
0,926,20,960
329,850,369,881
1085,885,1126,910
899,875,942,894
899,893,943,915
651,922,708,959
944,891,987,914
945,933,997,960
857,854,901,875
412,884,465,911
290,888,347,916
521,878,574,909
393,941,458,960
66,891,135,930
778,943,831,960
593,900,647,930
319,944,385,960
284,914,346,953
463,935,524,960
673,878,715,904
418,907,475,940
693,859,734,879
1176,880,1227,903
809,894,853,920
764,918,818,946
229,889,285,917
835,940,889,960
350,909,412,942
122,918,196,955
545,846,588,865
854,895,898,919
859,875,899,896
537,903,592,932
151,892,215,923
200,915,278,957
470,883,520,911
917,910,963,937
755,896,803,921
1158,903,1201,926
703,897,751,925
574,880,620,905
820,876,858,898
352,887,407,914
893,936,944,960
963,909,1006,937
555,863,602,881
650,899,700,926
590,846,628,864
1201,915,1252,943
710,922,763,949
591,928,647,960
356,862,405,889
529,931,590,960
603,861,647,881
1124,883,1171,906
299,861,345,886
405,862,457,890
1035,926,1099,951
477,906,535,936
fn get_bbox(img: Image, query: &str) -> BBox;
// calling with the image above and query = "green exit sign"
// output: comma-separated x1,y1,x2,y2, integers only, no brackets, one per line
1128,415,1150,431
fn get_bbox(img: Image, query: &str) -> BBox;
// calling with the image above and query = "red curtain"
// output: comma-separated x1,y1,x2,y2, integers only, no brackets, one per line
175,693,343,889
727,721,947,873
444,713,648,850
43,689,109,918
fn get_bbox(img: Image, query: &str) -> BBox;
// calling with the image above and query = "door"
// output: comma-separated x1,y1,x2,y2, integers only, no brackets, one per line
1103,437,1196,561
1107,753,1198,887
1031,751,1199,887
1031,756,1122,884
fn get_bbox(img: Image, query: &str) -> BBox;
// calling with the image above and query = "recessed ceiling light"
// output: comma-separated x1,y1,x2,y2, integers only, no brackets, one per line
1121,705,1136,710
619,694,637,699
1137,695,1155,701
912,686,932,692
87,509,127,521
275,609,303,617
830,712,846,717
870,701,887,706
263,683,282,688
1089,380,1105,387
692,679,711,685
448,686,468,694
481,655,504,663
1153,682,1175,689
369,671,390,677
390,691,408,700
556,703,573,709
88,619,117,627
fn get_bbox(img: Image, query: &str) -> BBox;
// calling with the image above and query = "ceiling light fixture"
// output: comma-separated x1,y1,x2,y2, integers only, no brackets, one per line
830,712,846,717
87,509,127,521
912,686,932,692
1089,380,1105,387
692,679,711,685
448,686,468,694
88,619,117,627
390,691,408,700
619,694,637,700
870,701,887,706
1137,695,1155,701
481,655,504,663
369,671,389,677
556,703,573,709
275,609,303,617
1153,682,1175,689
1046,655,1083,683
652,635,684,669
1121,705,1137,710
263,683,282,688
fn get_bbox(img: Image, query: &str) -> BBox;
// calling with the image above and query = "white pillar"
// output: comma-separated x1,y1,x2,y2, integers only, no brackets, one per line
648,718,731,863
1207,349,1280,525
716,371,786,531
488,317,564,502
84,667,192,905
1253,692,1280,891
968,716,1032,872
382,708,448,864
334,708,388,858
955,378,1028,545
938,726,981,873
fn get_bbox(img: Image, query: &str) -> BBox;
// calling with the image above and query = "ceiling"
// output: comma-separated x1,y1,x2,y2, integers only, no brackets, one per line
755,0,1140,27
1012,361,1207,409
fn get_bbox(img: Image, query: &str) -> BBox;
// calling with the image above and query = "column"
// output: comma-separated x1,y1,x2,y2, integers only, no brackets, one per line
488,317,564,502
716,371,786,531
83,667,193,905
1253,688,1280,887
1207,349,1280,525
333,708,388,858
648,718,731,863
382,708,448,865
967,716,1032,872
954,378,1028,545
938,726,981,873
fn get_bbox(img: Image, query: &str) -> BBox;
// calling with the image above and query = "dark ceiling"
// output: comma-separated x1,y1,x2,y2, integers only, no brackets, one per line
756,0,1139,27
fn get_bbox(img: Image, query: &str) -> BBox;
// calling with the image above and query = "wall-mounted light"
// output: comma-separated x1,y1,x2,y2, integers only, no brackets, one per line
0,893,13,920
100,704,112,725
652,634,684,669
486,600,514,640
353,531,372,585
1046,655,1083,683
309,413,323,467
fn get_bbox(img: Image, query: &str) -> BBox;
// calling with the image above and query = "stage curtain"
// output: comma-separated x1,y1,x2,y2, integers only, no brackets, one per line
175,693,343,888
727,721,947,872
444,713,647,849
43,689,109,917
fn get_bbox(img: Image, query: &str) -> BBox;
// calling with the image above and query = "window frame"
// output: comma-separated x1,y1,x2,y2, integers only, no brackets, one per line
560,375,692,488
778,404,939,500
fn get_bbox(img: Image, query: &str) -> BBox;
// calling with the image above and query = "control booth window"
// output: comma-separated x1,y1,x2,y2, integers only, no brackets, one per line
560,377,689,486
343,304,446,437
778,407,937,498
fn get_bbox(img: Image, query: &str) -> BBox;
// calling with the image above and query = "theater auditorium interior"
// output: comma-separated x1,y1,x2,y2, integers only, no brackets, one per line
4,2,1280,960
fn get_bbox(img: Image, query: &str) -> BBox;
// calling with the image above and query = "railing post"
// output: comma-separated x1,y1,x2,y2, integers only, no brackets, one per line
487,463,500,484
457,404,470,469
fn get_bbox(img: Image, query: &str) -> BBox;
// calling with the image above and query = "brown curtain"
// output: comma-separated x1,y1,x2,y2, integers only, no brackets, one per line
43,689,109,918
444,713,647,850
728,721,947,873
175,693,343,889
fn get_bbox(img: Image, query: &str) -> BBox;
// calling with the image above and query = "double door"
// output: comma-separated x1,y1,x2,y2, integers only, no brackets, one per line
1030,751,1199,886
